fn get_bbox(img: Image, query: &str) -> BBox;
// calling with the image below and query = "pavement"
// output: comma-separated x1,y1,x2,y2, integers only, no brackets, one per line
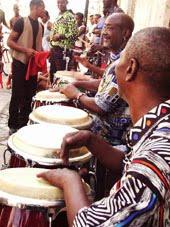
0,84,11,168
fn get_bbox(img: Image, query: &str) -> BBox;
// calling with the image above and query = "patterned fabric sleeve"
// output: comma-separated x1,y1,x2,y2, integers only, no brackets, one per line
95,73,120,112
73,129,170,226
73,175,160,227
128,130,170,201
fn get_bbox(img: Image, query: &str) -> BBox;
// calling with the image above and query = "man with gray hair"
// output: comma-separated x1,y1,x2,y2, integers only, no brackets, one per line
39,27,170,226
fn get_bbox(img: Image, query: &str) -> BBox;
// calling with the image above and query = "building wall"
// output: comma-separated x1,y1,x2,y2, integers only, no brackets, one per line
88,0,103,16
119,0,170,32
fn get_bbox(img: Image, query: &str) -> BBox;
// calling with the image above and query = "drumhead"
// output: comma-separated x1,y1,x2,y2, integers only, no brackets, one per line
29,105,93,129
0,168,90,208
8,124,92,165
54,71,86,80
34,90,69,102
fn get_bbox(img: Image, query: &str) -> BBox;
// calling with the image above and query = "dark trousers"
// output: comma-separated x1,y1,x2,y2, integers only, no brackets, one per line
49,46,74,84
50,47,66,84
8,59,37,129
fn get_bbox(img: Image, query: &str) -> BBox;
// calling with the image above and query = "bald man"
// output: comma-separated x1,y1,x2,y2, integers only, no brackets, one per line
60,13,134,147
39,27,170,226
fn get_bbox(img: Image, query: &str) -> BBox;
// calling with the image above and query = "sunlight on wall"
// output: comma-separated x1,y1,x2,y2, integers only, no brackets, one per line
0,0,86,24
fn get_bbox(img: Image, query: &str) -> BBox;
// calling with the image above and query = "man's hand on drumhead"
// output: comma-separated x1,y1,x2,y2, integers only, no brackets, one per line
37,168,80,189
60,131,92,165
59,84,79,99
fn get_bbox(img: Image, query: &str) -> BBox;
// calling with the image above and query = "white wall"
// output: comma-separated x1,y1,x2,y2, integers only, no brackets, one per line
119,0,170,32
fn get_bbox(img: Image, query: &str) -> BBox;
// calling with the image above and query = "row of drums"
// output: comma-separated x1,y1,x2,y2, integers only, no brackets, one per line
0,71,94,227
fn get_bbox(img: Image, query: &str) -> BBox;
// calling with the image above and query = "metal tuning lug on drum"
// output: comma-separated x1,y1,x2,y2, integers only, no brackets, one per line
1,148,10,170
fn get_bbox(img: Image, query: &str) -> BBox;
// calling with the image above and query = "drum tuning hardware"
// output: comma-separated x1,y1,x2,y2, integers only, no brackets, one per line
2,149,9,169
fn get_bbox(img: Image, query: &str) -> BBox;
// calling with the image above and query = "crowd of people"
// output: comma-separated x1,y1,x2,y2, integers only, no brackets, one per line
0,0,170,226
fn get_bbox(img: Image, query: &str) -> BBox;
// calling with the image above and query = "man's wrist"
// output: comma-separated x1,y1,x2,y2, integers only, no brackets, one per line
62,172,81,190
76,92,86,102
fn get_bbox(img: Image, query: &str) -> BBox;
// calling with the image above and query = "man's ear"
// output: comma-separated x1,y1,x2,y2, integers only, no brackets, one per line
125,58,139,82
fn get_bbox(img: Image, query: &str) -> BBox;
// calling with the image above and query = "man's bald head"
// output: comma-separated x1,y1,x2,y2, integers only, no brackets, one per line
109,13,134,38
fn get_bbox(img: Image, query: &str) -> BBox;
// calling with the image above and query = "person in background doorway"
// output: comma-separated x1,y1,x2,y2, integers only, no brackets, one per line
10,4,22,29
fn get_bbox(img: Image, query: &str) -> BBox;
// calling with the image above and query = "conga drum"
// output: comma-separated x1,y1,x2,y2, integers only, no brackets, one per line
0,168,91,227
5,124,92,168
31,90,72,110
29,105,93,130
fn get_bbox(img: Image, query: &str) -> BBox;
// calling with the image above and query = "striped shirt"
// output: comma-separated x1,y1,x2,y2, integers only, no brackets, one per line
74,100,170,226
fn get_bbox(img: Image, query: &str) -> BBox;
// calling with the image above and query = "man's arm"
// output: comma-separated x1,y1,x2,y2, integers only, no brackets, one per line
75,56,105,77
7,30,36,57
60,84,104,114
37,169,90,227
60,130,125,174
73,79,101,92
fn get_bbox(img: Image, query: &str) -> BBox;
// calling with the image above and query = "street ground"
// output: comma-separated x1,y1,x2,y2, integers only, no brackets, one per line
0,78,11,168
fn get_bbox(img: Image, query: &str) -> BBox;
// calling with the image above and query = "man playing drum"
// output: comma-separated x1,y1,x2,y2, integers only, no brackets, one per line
39,27,170,227
60,13,134,147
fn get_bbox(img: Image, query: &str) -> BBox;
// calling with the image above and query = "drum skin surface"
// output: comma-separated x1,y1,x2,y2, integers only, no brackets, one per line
29,105,93,129
0,168,90,227
7,124,92,167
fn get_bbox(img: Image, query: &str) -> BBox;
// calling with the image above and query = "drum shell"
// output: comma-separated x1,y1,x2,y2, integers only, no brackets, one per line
0,206,50,227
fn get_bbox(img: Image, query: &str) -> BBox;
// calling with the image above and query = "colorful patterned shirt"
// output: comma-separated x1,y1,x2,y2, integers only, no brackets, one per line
50,10,78,49
91,52,131,146
73,100,170,227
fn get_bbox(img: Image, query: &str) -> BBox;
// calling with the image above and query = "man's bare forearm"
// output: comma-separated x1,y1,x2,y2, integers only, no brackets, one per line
88,133,125,174
63,176,90,226
79,95,104,114
74,79,101,92
8,39,27,53
86,63,104,77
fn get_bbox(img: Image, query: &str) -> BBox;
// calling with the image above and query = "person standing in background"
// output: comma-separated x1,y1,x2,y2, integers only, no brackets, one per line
41,10,52,51
0,8,9,29
49,0,78,83
10,4,22,29
7,0,45,135
6,4,22,89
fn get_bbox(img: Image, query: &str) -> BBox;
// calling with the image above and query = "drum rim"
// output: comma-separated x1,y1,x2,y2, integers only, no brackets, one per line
29,112,93,130
8,135,92,166
0,190,64,209
33,90,69,103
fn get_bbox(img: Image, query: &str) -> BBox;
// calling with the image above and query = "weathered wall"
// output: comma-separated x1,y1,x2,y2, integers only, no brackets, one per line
119,0,170,32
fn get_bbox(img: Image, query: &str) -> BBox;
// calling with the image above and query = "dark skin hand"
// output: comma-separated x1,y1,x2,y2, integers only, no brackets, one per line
37,168,90,227
75,55,105,78
60,130,125,175
38,131,124,226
